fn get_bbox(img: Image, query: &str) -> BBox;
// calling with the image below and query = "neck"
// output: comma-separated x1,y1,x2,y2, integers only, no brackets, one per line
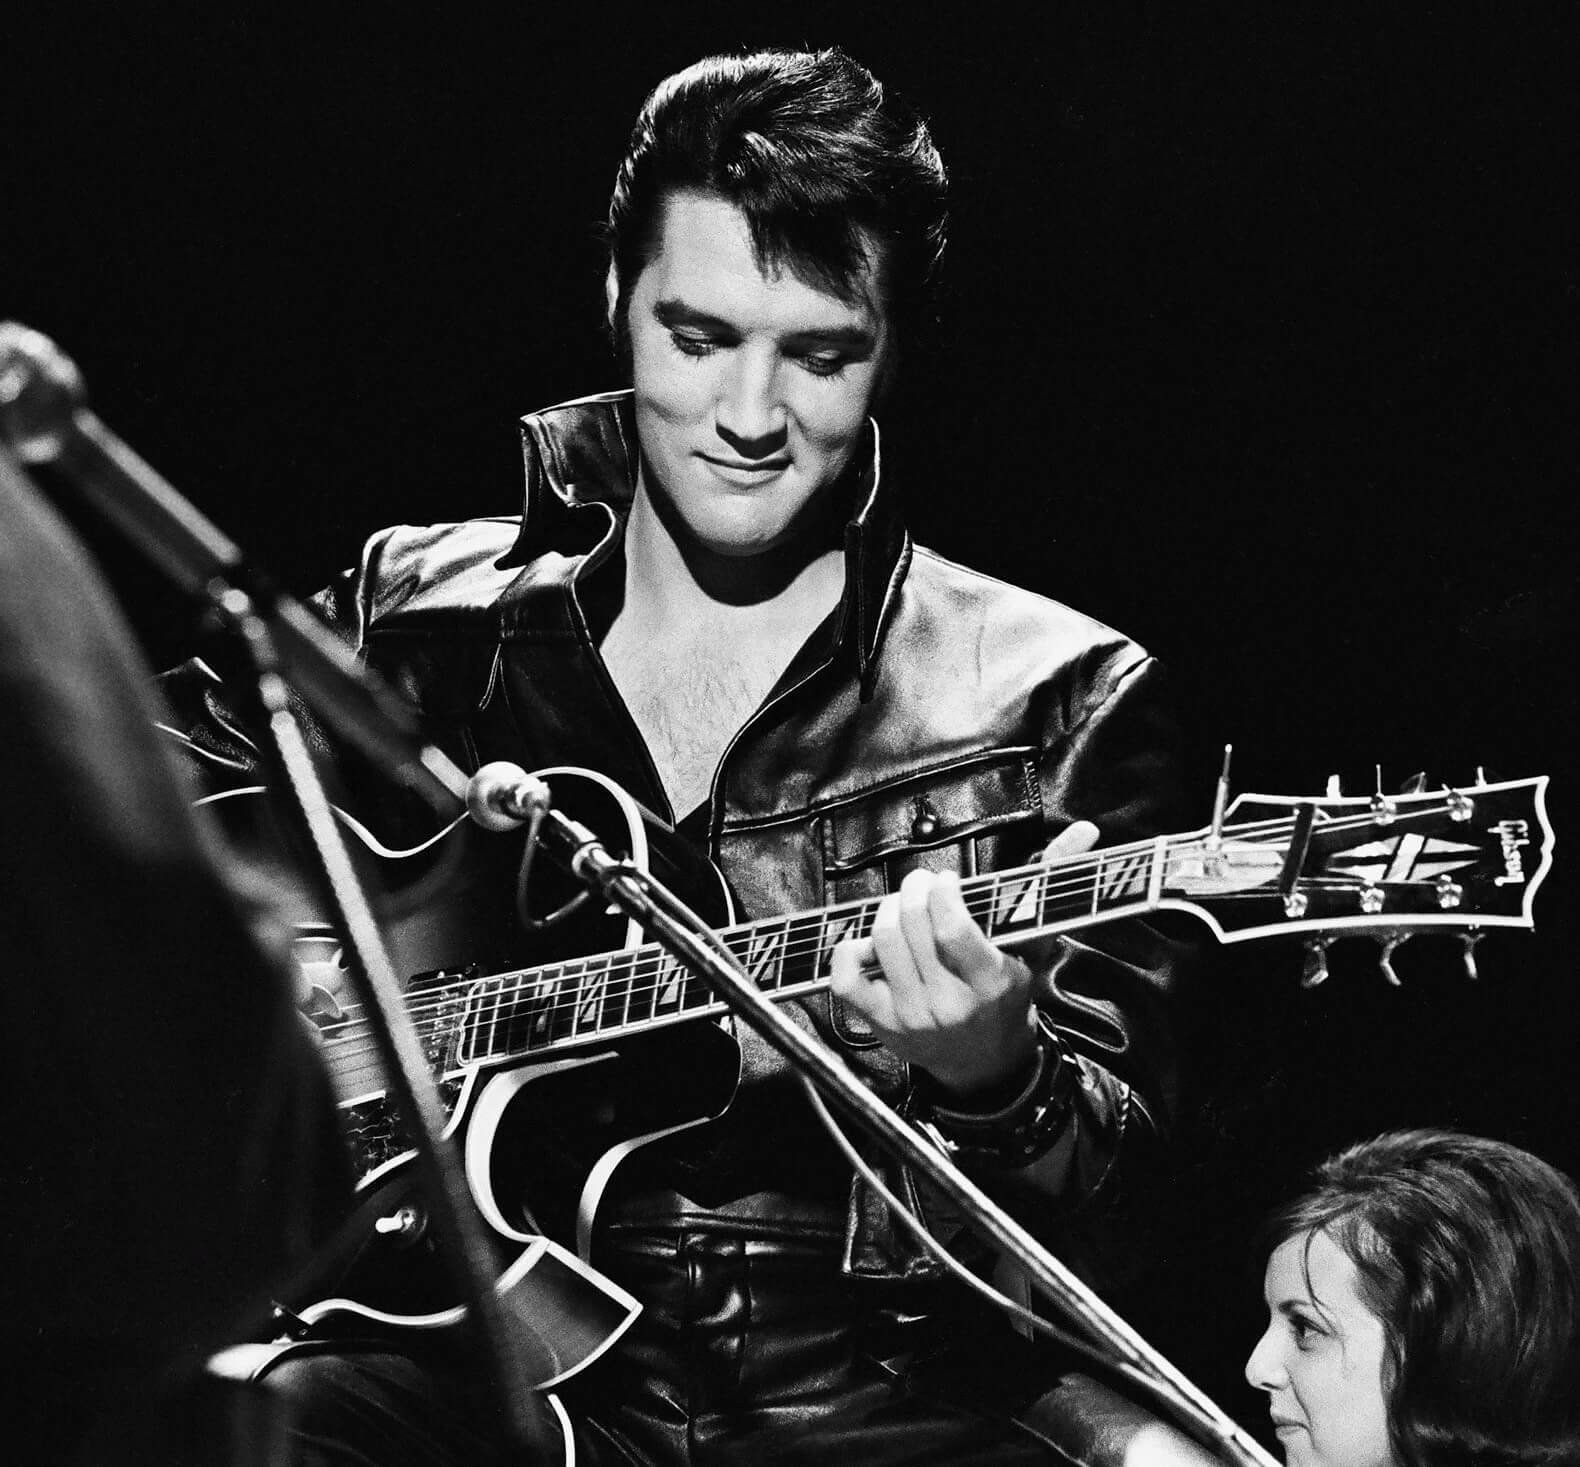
623,468,845,626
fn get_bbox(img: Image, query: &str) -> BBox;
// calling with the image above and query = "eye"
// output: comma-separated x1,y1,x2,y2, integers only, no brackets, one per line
1289,1313,1324,1351
669,331,719,359
798,352,850,379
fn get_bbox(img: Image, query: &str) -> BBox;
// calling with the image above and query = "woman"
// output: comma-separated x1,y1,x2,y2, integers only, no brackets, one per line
1245,1129,1580,1467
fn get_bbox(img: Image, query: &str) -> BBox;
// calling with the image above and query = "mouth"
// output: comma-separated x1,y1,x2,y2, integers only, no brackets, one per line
1270,1417,1305,1435
698,452,792,483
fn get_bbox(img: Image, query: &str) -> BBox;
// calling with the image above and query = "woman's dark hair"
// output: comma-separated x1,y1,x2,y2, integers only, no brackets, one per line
604,47,948,354
1263,1129,1580,1467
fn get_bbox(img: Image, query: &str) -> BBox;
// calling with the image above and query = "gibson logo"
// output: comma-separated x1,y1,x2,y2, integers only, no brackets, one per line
1494,819,1530,886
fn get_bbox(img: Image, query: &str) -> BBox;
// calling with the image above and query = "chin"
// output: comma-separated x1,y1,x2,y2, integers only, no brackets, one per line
687,504,800,558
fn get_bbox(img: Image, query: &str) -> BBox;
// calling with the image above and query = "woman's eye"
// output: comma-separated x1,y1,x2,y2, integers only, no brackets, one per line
1290,1315,1322,1350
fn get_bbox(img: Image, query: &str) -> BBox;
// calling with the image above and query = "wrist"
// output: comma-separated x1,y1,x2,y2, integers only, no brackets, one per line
924,1018,1041,1108
910,1017,1075,1167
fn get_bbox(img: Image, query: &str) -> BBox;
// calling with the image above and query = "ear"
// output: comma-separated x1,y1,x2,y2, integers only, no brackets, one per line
603,262,620,336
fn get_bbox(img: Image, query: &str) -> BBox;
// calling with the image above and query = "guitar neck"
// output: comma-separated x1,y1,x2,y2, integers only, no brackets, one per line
399,831,1184,1074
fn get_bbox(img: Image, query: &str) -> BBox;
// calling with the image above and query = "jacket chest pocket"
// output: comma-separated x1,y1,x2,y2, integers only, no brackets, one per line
817,752,1043,1047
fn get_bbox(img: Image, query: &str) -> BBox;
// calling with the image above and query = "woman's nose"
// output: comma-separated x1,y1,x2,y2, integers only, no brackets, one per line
1244,1322,1286,1391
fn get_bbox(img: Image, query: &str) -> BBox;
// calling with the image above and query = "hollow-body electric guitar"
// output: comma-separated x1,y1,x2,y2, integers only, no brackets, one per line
222,768,1552,1386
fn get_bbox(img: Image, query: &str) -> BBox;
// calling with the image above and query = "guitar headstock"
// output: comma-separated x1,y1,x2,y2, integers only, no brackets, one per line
1158,776,1553,978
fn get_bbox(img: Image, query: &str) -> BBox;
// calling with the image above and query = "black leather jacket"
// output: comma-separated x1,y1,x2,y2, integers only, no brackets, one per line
163,390,1195,1290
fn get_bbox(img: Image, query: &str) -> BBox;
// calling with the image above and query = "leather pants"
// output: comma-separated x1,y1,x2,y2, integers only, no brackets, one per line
262,1226,1080,1466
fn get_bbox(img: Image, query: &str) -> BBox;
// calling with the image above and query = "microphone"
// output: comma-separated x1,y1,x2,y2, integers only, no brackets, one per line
466,762,552,832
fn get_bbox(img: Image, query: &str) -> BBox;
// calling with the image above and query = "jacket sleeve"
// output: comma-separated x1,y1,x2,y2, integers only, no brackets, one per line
155,557,378,798
903,649,1200,1280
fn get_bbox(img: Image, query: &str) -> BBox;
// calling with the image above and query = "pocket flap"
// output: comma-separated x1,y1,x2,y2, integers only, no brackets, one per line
822,753,1040,874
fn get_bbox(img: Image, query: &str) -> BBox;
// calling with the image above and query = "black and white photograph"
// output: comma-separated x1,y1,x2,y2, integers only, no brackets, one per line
5,5,1577,1464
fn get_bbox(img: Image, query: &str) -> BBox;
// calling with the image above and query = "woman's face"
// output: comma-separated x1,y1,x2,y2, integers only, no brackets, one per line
1245,1228,1397,1467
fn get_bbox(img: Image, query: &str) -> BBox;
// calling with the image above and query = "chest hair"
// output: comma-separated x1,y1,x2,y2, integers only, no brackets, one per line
602,622,794,818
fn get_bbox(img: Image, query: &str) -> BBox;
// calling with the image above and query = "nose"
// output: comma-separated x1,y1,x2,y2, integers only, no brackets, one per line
1244,1322,1287,1392
715,350,787,459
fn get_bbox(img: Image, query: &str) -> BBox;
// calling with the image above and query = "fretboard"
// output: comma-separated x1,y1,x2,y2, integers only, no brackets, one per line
353,834,1179,1084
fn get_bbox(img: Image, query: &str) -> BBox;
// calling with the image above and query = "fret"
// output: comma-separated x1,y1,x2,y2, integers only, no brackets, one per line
816,903,866,977
453,975,489,1065
623,949,659,1026
651,950,689,1014
479,975,505,1061
728,915,792,994
522,963,564,1048
564,949,638,1036
572,959,610,1036
989,865,1044,936
604,949,636,1030
780,911,826,990
552,959,589,1043
518,967,543,1049
680,953,712,1014
1095,847,1153,908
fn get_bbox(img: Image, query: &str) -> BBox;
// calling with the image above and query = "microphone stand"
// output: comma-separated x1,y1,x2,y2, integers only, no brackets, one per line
0,323,555,1462
526,795,1279,1467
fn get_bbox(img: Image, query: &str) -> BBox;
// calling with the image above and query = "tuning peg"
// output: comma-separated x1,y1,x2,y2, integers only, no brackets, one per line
1377,933,1406,986
1400,771,1428,794
1204,745,1233,875
1325,773,1343,798
1461,932,1483,981
1370,765,1396,825
1301,937,1332,989
1443,785,1475,823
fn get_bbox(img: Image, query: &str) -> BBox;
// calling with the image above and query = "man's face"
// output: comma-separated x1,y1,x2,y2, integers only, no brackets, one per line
616,190,892,560
1245,1229,1396,1467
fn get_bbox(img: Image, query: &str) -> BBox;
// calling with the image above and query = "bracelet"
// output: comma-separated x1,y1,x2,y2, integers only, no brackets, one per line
910,1017,1074,1167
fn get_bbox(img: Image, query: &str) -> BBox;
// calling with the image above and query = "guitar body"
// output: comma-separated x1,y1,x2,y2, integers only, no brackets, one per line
219,766,740,1383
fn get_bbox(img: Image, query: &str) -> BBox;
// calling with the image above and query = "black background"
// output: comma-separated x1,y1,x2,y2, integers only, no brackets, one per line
8,1,1577,1435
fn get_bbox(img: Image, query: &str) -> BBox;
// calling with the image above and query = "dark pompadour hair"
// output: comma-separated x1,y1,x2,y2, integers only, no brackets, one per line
604,48,948,349
1262,1130,1580,1467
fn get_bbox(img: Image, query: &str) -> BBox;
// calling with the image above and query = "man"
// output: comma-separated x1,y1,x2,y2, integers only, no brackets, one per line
165,47,1200,1465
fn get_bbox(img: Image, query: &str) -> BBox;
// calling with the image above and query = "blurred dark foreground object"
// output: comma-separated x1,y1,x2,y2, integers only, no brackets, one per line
0,445,351,1464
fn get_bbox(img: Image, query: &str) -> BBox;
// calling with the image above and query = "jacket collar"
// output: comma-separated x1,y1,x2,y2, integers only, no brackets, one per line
508,390,911,686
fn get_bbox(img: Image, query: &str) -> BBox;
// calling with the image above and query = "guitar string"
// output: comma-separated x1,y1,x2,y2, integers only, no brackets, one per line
313,803,1460,1061
314,810,1306,1040
315,805,1461,1080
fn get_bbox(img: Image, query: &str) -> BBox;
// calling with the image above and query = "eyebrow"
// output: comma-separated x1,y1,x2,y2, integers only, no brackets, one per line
1271,1297,1337,1330
652,298,877,351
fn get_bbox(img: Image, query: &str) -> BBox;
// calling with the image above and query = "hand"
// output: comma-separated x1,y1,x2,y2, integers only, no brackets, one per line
290,935,350,1020
828,821,1100,1099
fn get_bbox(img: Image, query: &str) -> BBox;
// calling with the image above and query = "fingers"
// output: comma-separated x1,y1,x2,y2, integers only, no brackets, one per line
827,865,1040,1090
830,871,980,1034
922,870,1006,993
870,867,1005,999
1042,819,1100,863
827,919,897,1031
